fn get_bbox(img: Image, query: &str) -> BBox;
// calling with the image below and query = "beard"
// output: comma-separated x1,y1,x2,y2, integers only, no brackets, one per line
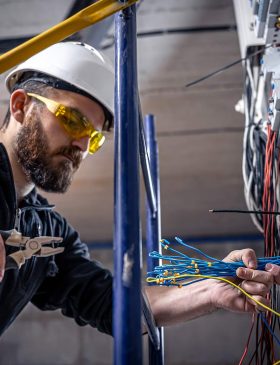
15,111,83,193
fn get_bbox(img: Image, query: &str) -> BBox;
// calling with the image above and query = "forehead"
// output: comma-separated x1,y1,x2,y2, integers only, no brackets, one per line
47,88,105,130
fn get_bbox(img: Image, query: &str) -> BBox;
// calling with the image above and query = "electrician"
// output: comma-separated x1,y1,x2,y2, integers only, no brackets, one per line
0,41,279,336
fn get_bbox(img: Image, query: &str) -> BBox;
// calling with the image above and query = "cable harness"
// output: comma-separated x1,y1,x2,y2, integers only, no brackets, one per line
147,238,280,316
147,238,280,364
240,44,280,364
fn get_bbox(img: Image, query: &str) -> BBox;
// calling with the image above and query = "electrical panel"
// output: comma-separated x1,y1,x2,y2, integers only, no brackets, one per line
234,3,280,361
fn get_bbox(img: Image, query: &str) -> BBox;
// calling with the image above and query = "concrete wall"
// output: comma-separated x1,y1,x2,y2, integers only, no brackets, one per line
0,304,255,365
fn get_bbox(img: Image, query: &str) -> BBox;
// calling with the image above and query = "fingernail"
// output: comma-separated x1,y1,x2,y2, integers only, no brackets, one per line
248,260,256,269
266,263,273,271
237,268,246,276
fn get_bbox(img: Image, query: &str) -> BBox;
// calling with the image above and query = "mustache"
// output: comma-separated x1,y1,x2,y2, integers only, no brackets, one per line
54,146,83,169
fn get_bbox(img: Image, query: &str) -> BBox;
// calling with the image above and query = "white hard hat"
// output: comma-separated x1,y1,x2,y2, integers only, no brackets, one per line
6,42,114,126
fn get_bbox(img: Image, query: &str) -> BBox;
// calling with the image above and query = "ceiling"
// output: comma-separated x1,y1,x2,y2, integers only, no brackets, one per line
0,0,259,244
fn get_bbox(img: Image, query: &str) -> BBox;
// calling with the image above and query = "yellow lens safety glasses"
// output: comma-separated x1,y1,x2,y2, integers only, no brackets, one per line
27,92,105,154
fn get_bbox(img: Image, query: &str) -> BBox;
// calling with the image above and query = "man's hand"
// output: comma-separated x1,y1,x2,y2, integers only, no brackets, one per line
265,262,280,284
0,234,5,281
210,248,279,313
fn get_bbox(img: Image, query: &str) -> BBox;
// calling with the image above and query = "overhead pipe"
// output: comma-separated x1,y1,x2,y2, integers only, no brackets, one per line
0,0,137,74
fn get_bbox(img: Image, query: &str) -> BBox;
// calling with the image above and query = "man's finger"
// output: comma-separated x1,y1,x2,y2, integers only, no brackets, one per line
240,280,269,297
265,263,280,284
236,267,273,285
247,295,271,312
225,248,257,269
0,235,5,281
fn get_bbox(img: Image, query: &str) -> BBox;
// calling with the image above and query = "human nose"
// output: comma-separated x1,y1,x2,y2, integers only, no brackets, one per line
71,135,90,154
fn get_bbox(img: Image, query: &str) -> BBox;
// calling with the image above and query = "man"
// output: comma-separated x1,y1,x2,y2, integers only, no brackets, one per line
0,41,279,337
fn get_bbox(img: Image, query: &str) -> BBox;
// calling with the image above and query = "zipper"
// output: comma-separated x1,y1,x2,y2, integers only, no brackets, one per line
14,208,21,231
14,207,35,285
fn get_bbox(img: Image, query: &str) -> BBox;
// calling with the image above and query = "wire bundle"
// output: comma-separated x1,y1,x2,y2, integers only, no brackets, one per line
147,237,280,284
146,238,280,363
254,123,280,364
147,237,280,317
240,45,280,364
242,49,267,233
262,124,280,257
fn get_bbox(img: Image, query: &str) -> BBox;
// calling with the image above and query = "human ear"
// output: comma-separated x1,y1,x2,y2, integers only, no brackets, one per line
10,89,29,124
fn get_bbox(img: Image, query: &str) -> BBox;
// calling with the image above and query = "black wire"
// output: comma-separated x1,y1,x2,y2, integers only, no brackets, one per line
242,74,265,229
248,320,261,365
241,41,280,365
185,45,271,89
185,58,244,88
157,126,244,138
209,209,280,215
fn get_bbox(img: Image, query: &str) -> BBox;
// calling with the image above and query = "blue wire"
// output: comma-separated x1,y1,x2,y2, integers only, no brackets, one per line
259,312,280,347
174,237,223,262
147,238,280,350
148,237,280,285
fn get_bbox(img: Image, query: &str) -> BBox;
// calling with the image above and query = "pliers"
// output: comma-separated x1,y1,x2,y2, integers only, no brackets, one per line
2,229,64,270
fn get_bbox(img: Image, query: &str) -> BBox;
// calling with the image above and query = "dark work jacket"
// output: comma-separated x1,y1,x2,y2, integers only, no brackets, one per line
0,143,113,336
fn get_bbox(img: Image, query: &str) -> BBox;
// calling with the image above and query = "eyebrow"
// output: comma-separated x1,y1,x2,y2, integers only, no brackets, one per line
69,106,84,115
71,104,106,130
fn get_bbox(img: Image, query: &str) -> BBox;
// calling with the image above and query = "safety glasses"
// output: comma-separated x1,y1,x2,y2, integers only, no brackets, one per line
27,92,105,154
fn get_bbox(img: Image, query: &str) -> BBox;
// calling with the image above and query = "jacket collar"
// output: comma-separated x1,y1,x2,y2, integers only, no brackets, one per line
0,143,52,210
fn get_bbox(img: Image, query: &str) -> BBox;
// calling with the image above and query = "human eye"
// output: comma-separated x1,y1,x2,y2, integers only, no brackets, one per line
57,107,80,128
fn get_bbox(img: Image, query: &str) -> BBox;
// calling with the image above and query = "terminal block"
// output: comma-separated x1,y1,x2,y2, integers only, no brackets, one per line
261,47,280,130
253,0,280,44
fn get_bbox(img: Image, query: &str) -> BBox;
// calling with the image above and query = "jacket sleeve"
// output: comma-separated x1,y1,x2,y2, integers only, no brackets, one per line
31,215,113,335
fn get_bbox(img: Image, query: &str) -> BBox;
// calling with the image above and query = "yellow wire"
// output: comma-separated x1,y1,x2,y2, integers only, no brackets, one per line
146,273,280,317
273,361,280,365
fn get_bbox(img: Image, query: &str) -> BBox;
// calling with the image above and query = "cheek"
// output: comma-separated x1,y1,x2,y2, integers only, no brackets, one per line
43,114,70,148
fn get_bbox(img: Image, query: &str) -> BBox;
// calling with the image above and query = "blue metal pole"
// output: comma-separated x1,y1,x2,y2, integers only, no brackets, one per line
145,114,164,364
139,107,157,217
113,4,142,365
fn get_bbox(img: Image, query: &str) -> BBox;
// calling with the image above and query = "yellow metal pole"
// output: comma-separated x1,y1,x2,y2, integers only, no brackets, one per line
0,0,138,74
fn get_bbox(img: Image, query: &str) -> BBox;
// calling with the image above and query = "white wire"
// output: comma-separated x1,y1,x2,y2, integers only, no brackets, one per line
242,69,264,233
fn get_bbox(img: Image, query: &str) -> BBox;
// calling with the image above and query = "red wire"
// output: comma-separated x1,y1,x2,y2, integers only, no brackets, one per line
262,126,276,257
238,314,256,365
260,126,278,362
240,123,279,364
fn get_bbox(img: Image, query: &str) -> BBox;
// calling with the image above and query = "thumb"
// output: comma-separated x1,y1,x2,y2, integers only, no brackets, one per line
265,263,280,284
224,248,257,269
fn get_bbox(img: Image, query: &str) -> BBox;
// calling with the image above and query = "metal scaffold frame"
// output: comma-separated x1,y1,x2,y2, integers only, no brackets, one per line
0,0,164,363
145,114,164,364
113,4,142,364
114,4,164,364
